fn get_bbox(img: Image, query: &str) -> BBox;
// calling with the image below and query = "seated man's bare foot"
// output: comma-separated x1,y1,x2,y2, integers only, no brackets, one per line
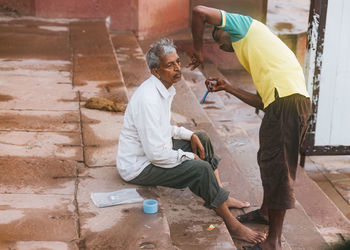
227,197,250,209
227,221,266,244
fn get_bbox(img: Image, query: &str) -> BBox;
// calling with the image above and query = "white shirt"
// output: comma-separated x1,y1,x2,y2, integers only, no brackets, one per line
116,75,194,181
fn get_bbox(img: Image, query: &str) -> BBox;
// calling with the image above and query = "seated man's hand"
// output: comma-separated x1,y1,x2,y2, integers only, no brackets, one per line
191,134,205,160
193,154,200,160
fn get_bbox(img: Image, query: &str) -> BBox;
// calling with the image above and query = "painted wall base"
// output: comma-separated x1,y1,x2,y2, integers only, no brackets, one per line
0,0,190,40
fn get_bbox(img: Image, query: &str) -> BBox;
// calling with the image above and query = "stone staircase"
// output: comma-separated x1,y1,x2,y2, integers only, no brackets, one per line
1,14,349,249
0,16,171,250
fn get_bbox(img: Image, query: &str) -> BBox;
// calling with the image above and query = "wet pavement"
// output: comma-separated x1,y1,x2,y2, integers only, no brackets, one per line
0,17,80,248
305,156,350,220
0,16,171,249
267,0,310,35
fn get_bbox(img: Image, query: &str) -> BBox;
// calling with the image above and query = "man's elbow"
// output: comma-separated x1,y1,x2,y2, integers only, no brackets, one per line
192,5,208,21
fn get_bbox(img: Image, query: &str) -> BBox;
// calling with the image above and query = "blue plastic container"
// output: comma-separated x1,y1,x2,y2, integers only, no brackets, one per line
143,199,158,214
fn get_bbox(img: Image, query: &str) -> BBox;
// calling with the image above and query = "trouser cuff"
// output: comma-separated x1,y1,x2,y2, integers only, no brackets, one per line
205,187,229,209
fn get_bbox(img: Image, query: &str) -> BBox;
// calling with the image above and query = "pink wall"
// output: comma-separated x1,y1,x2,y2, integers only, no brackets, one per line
0,0,190,39
138,0,190,39
35,0,138,32
34,0,189,38
0,0,35,15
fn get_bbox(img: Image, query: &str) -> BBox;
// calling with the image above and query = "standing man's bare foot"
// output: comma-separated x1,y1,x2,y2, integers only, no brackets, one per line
226,220,266,243
226,196,250,209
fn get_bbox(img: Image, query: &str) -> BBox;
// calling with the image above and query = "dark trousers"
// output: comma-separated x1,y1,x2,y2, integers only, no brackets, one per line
258,93,311,209
128,131,229,209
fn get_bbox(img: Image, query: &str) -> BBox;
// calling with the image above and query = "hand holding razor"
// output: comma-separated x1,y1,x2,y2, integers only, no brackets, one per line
200,81,214,104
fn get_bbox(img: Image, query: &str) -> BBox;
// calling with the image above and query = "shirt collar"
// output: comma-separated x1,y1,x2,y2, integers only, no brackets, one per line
151,75,176,99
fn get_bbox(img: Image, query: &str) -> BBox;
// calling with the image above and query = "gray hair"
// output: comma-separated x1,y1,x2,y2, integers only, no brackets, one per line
146,38,177,71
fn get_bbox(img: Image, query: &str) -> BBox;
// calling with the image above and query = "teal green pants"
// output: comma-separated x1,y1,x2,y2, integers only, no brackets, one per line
128,131,229,209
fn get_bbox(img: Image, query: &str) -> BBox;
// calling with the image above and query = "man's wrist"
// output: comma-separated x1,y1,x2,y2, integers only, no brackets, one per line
224,82,233,92
180,152,195,161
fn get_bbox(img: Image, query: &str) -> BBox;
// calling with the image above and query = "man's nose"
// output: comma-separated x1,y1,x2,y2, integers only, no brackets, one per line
174,62,181,71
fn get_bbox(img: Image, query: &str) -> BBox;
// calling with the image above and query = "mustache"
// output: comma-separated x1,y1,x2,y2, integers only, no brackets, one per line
173,71,182,77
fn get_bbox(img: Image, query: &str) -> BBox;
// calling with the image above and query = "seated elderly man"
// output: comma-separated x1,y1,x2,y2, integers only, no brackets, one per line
116,38,266,244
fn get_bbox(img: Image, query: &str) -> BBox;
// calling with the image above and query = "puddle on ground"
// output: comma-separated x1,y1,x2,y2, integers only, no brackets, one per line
0,93,13,101
274,22,295,31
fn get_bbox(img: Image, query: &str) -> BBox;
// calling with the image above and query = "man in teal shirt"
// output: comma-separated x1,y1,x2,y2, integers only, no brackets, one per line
189,5,311,250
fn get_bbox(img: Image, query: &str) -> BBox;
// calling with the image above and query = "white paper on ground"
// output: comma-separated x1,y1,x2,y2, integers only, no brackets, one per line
91,188,143,208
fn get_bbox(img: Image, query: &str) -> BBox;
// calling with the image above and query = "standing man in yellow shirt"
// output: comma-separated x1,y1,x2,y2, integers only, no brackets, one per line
189,5,311,250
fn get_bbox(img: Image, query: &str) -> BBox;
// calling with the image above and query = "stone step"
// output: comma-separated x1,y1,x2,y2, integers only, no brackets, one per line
177,51,331,249
110,31,151,99
112,32,238,249
0,17,81,248
0,16,172,249
70,19,129,105
296,160,350,246
171,79,242,250
305,155,350,221
73,25,174,249
77,167,175,250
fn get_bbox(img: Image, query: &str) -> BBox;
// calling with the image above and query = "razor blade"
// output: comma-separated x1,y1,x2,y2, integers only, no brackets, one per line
200,81,214,103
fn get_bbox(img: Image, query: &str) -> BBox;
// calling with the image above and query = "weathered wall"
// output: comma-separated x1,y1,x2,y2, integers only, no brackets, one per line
191,0,267,22
0,0,35,15
138,0,190,39
34,0,138,32
0,0,190,39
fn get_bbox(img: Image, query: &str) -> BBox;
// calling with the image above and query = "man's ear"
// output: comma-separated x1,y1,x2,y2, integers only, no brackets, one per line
151,67,160,78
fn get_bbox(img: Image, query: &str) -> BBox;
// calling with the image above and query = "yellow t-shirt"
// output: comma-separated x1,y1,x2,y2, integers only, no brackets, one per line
219,11,310,108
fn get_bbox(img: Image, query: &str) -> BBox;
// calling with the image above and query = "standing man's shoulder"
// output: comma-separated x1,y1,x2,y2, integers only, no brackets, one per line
217,10,253,42
218,11,253,29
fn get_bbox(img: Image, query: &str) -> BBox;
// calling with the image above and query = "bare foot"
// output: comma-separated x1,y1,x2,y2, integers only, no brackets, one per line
226,221,266,244
226,197,250,209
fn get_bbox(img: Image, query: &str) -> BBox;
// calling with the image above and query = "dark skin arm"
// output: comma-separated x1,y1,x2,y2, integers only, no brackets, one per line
188,6,222,70
206,78,264,110
190,6,264,110
191,133,205,160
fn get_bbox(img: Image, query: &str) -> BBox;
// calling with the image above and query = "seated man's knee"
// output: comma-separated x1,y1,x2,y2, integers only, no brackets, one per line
195,131,210,143
194,161,212,176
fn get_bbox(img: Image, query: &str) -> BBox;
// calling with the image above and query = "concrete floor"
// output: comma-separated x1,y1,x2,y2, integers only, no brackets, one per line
305,155,350,220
